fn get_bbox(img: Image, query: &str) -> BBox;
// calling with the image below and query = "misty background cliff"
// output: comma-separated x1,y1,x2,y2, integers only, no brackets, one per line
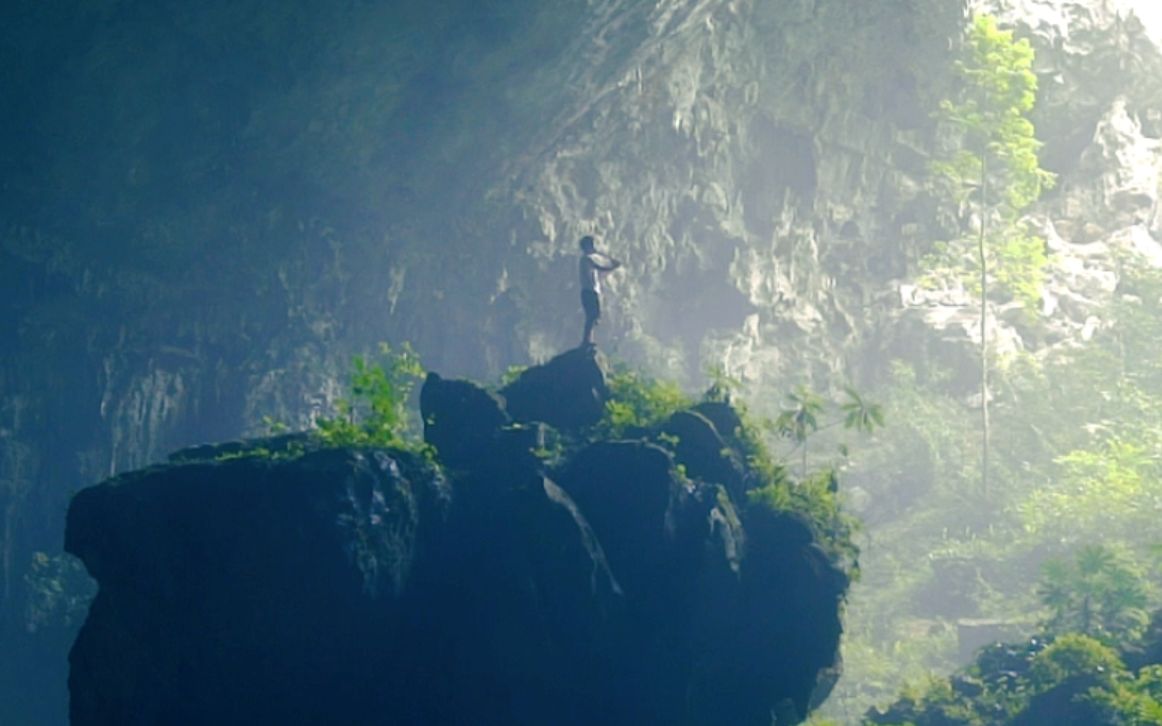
5,0,1162,723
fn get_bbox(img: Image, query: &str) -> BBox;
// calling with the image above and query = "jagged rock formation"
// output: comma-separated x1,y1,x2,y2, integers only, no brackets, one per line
66,352,850,725
7,1,1162,721
497,347,610,431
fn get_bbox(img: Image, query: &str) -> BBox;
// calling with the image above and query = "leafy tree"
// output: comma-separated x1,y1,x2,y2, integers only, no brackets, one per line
864,627,1162,725
773,385,884,478
1020,437,1162,550
1028,632,1124,691
775,385,827,477
1086,664,1162,725
1038,544,1151,644
23,551,95,633
842,385,887,435
929,14,1054,495
315,342,426,449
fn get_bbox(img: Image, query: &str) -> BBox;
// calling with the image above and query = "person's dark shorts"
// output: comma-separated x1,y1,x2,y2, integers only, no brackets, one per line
581,289,601,322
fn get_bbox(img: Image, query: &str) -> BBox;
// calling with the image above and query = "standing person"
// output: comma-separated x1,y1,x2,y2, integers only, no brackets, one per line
578,235,622,347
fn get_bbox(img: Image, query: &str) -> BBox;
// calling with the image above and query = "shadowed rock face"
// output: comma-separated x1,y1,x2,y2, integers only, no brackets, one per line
67,353,849,725
498,346,610,432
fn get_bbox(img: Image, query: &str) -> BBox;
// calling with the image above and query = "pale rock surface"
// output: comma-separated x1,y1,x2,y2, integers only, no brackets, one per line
898,0,1162,374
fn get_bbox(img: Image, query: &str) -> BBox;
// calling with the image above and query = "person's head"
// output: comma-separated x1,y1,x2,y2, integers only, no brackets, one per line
579,235,595,253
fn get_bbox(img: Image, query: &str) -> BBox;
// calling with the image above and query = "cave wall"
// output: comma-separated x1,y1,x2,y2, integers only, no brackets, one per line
5,0,1162,721
0,0,970,638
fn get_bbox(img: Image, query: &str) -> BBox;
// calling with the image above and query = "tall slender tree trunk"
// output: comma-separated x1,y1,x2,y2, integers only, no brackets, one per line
979,154,990,497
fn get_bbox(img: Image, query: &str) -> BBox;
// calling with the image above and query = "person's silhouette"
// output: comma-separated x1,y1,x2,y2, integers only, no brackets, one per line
578,235,622,347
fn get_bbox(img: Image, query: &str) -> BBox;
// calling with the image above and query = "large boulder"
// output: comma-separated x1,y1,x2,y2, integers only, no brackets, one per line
419,371,510,467
66,422,850,725
500,347,609,431
66,448,451,726
659,409,747,499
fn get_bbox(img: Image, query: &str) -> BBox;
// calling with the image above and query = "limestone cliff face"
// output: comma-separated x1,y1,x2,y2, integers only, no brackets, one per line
5,1,1162,716
897,0,1162,375
66,353,849,725
2,0,964,639
471,0,970,382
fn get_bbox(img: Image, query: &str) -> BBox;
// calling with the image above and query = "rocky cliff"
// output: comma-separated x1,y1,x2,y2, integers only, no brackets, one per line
7,0,1162,721
2,5,961,670
65,352,850,725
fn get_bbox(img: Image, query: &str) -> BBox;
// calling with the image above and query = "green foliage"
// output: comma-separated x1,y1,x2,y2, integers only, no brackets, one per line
1038,545,1151,644
703,363,742,404
921,222,1048,311
210,441,309,462
742,392,861,571
23,551,95,633
775,385,827,447
830,241,1162,724
865,631,1162,725
1027,633,1124,691
737,383,880,576
992,226,1049,312
499,364,528,388
925,12,1055,504
925,12,1054,314
842,385,887,434
933,15,1052,213
748,466,861,574
262,415,291,435
733,409,788,487
1023,438,1160,544
829,261,1162,716
771,384,884,478
595,365,691,439
314,342,428,450
1087,665,1162,725
214,446,274,462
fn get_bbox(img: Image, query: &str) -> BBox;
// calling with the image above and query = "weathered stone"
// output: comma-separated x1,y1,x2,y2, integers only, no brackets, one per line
660,409,747,499
419,372,509,467
67,417,849,724
500,347,609,431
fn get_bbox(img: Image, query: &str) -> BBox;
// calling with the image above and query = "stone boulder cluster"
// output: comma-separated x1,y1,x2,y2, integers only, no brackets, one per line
66,349,849,725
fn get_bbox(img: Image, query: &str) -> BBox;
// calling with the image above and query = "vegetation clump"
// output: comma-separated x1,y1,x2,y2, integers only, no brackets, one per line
590,362,871,575
865,546,1162,725
314,342,426,450
865,629,1162,725
594,364,692,439
195,342,432,464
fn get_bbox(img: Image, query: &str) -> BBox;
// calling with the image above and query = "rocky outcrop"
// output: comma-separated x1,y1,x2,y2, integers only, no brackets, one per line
498,346,610,432
66,360,850,725
418,372,510,467
14,2,1162,722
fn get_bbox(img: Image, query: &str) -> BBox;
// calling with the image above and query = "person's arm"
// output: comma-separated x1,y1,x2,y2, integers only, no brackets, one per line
592,253,622,272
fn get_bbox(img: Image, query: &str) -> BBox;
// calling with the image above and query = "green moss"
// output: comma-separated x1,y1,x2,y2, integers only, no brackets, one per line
213,446,274,462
